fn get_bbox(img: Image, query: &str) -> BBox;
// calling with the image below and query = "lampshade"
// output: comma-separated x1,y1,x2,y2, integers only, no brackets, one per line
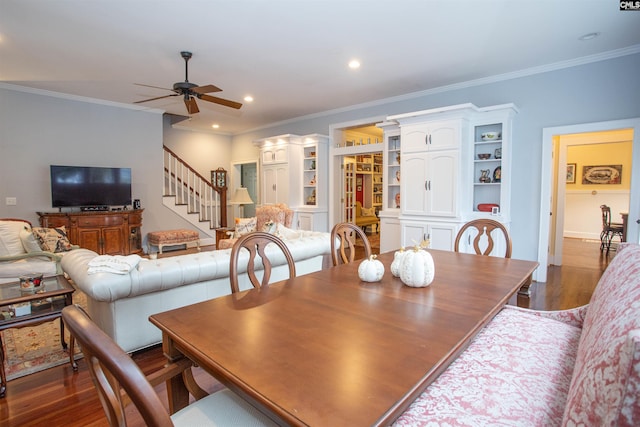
230,187,254,205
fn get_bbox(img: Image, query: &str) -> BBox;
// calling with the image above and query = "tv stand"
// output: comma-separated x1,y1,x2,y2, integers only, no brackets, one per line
37,210,143,255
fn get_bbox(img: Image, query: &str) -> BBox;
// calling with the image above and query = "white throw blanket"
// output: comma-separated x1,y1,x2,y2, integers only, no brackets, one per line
87,254,142,275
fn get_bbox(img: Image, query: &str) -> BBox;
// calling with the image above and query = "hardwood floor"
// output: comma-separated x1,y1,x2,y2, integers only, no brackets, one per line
0,238,614,426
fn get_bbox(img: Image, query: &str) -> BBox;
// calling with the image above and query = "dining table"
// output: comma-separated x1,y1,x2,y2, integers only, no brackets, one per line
149,249,538,426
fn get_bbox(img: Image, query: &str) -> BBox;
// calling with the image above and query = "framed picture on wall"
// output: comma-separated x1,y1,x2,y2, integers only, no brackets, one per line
582,164,622,185
566,163,576,184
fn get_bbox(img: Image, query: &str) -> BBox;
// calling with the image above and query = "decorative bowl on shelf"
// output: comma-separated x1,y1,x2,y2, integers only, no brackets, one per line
477,153,491,160
481,132,500,141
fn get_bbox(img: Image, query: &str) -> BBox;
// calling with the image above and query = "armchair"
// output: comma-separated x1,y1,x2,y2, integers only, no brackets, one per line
355,201,378,233
0,218,64,283
217,204,293,249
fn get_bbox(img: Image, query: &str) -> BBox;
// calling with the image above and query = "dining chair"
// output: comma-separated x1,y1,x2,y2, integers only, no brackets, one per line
229,231,296,294
330,222,372,266
600,204,624,254
454,219,512,258
61,305,277,427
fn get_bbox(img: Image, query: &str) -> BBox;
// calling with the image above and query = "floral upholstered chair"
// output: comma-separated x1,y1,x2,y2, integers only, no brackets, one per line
217,204,294,249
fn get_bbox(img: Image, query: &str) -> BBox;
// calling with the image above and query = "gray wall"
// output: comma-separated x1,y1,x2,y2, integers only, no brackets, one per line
0,86,195,242
230,53,640,262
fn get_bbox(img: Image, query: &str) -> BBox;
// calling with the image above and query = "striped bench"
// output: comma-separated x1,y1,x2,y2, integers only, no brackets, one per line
147,229,200,254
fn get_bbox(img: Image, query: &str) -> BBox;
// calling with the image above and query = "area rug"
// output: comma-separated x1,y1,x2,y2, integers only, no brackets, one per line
2,291,86,381
355,233,380,250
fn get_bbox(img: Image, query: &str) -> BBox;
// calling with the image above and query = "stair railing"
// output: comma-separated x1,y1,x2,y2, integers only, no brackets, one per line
163,146,220,229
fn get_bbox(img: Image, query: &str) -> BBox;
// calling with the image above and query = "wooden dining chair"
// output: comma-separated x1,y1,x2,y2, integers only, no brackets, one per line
229,231,296,294
330,222,372,266
454,219,512,258
600,204,624,254
61,305,277,427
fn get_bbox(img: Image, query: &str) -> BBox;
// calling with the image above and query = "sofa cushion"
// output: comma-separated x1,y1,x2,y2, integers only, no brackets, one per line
395,306,582,426
562,243,640,426
32,226,73,253
0,220,28,257
20,226,42,253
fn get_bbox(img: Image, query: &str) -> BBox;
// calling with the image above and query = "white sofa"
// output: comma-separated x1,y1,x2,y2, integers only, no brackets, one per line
62,230,331,353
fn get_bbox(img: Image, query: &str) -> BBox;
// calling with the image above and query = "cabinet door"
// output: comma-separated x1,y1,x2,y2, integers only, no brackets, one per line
77,228,101,253
297,212,313,231
262,146,288,164
401,222,456,251
262,164,289,205
402,151,458,217
102,227,125,255
403,120,460,153
402,154,428,215
426,150,458,217
380,216,401,253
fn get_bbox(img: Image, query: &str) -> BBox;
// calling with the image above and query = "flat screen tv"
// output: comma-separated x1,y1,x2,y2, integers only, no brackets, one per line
50,165,132,208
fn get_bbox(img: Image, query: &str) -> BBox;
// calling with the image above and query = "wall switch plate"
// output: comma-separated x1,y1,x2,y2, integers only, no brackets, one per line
5,197,17,206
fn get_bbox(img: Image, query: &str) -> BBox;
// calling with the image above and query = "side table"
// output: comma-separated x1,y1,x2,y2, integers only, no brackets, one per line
215,227,234,248
0,275,76,397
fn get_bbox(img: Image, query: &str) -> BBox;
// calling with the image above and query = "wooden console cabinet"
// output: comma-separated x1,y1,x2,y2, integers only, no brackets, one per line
37,210,143,255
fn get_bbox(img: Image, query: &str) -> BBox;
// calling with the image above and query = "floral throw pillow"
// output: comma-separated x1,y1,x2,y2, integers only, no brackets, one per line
233,217,257,238
32,226,73,253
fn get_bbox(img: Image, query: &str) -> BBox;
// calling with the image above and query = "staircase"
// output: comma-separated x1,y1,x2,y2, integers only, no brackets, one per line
162,146,221,238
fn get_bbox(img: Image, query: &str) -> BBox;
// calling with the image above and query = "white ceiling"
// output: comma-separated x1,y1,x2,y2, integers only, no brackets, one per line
2,0,639,135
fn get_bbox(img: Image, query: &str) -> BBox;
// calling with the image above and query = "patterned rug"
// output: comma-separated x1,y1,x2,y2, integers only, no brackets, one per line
2,291,86,381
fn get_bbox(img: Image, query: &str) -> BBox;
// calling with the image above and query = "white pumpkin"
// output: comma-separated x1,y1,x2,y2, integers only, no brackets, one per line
358,255,385,282
399,247,435,287
390,247,407,277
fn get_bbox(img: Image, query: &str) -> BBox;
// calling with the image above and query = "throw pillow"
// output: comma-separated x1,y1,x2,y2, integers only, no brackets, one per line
361,207,376,217
262,220,277,234
32,226,73,253
20,225,43,253
233,217,257,238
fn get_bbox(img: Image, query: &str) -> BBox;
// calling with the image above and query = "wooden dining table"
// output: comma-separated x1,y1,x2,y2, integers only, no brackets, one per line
149,249,538,426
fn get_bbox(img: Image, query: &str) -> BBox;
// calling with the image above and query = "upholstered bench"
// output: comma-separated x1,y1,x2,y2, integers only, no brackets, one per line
147,229,200,254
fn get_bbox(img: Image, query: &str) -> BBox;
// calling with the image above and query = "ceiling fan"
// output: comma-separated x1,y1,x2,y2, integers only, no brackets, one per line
134,51,242,114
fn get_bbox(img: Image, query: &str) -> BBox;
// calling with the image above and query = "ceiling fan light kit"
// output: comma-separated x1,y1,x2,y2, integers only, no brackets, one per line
134,51,242,114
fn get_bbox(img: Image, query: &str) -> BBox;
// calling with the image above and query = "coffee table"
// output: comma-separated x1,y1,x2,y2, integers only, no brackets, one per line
0,275,76,397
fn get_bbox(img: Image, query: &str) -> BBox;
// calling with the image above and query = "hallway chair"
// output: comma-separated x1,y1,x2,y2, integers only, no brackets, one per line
600,204,624,254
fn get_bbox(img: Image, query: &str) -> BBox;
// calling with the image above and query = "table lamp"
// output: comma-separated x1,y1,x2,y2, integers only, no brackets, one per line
230,187,254,217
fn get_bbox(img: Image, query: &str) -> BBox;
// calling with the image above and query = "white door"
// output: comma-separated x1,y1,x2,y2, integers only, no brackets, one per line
402,153,428,215
343,157,356,223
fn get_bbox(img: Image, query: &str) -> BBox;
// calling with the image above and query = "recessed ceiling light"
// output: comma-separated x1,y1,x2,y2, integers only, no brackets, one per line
348,59,360,69
244,95,254,102
579,32,600,41
211,124,220,129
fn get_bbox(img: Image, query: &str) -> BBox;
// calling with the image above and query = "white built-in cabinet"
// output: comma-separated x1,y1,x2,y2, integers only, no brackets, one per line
254,134,328,232
383,103,517,253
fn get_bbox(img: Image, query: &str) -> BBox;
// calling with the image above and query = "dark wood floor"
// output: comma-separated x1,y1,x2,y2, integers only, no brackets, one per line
0,238,614,426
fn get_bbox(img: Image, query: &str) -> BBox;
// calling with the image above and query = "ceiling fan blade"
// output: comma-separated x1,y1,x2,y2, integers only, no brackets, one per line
191,84,222,94
134,94,178,104
199,94,243,110
134,83,173,91
185,97,199,114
